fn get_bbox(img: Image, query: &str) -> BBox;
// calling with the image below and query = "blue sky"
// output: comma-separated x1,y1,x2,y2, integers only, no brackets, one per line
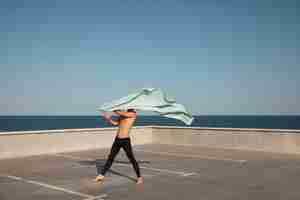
1,0,299,115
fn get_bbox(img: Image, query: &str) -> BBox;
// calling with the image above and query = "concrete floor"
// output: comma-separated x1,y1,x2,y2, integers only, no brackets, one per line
1,144,300,200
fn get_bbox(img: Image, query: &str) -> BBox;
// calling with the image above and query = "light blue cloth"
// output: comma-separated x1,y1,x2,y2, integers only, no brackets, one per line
98,88,194,125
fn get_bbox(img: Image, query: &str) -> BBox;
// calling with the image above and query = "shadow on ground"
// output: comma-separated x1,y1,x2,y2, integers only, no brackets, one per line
77,159,150,182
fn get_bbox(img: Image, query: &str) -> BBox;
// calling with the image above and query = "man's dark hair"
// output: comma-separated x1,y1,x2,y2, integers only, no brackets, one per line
127,109,135,112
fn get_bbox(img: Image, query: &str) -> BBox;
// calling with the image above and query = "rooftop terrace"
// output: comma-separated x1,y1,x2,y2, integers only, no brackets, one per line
1,126,300,200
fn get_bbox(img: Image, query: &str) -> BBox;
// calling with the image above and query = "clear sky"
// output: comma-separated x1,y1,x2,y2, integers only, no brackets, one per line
1,0,299,115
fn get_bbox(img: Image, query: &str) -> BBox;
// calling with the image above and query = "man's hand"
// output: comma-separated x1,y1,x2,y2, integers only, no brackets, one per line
103,112,112,121
102,112,119,126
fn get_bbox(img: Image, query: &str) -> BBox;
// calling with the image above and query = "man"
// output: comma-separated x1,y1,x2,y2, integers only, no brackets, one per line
95,109,143,184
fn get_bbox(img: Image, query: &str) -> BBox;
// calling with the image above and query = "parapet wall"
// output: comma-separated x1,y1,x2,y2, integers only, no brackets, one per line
151,126,300,155
0,127,153,159
1,126,300,159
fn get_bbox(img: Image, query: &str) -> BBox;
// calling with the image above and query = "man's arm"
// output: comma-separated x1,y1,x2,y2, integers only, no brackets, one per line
114,110,137,118
103,113,119,126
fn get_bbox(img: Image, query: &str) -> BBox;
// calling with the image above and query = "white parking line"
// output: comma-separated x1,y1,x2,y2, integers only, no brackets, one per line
54,154,197,176
112,162,190,176
0,174,101,199
136,150,247,163
83,194,108,200
182,172,198,177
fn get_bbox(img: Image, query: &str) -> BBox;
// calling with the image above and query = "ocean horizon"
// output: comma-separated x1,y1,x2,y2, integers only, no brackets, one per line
1,115,300,132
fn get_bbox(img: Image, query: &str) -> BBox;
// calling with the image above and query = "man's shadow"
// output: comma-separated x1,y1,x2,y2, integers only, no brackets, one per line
78,159,150,182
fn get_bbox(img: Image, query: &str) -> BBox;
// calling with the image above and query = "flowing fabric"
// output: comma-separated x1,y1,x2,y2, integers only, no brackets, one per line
98,88,194,125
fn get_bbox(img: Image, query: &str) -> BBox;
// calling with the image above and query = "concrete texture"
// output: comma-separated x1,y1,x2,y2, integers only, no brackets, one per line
151,126,300,154
0,127,153,159
1,126,300,159
1,144,300,200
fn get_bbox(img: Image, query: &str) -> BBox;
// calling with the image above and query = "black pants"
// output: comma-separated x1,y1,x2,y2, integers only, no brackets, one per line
100,137,141,178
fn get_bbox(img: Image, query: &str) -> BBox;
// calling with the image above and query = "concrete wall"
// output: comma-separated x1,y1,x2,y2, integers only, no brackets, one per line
1,126,300,159
151,126,300,154
0,127,153,159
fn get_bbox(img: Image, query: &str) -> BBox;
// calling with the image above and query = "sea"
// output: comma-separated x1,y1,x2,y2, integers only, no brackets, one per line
0,115,300,132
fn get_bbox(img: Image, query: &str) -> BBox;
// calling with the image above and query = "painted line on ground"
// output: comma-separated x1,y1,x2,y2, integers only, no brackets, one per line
113,162,192,176
136,150,247,163
0,174,103,199
182,172,197,177
83,194,108,200
54,154,197,176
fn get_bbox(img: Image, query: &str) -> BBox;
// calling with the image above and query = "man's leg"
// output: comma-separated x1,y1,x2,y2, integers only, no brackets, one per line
122,138,143,184
95,138,121,181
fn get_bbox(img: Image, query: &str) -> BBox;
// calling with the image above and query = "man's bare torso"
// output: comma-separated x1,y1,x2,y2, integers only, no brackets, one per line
117,115,136,138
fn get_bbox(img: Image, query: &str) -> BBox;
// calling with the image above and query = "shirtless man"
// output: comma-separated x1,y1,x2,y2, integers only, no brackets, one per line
95,109,143,184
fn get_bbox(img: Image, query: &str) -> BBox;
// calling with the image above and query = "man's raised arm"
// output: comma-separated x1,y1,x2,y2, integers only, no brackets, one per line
103,113,119,126
114,110,137,118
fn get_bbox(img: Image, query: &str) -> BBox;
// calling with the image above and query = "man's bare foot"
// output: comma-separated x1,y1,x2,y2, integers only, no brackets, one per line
95,175,105,182
136,177,144,184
